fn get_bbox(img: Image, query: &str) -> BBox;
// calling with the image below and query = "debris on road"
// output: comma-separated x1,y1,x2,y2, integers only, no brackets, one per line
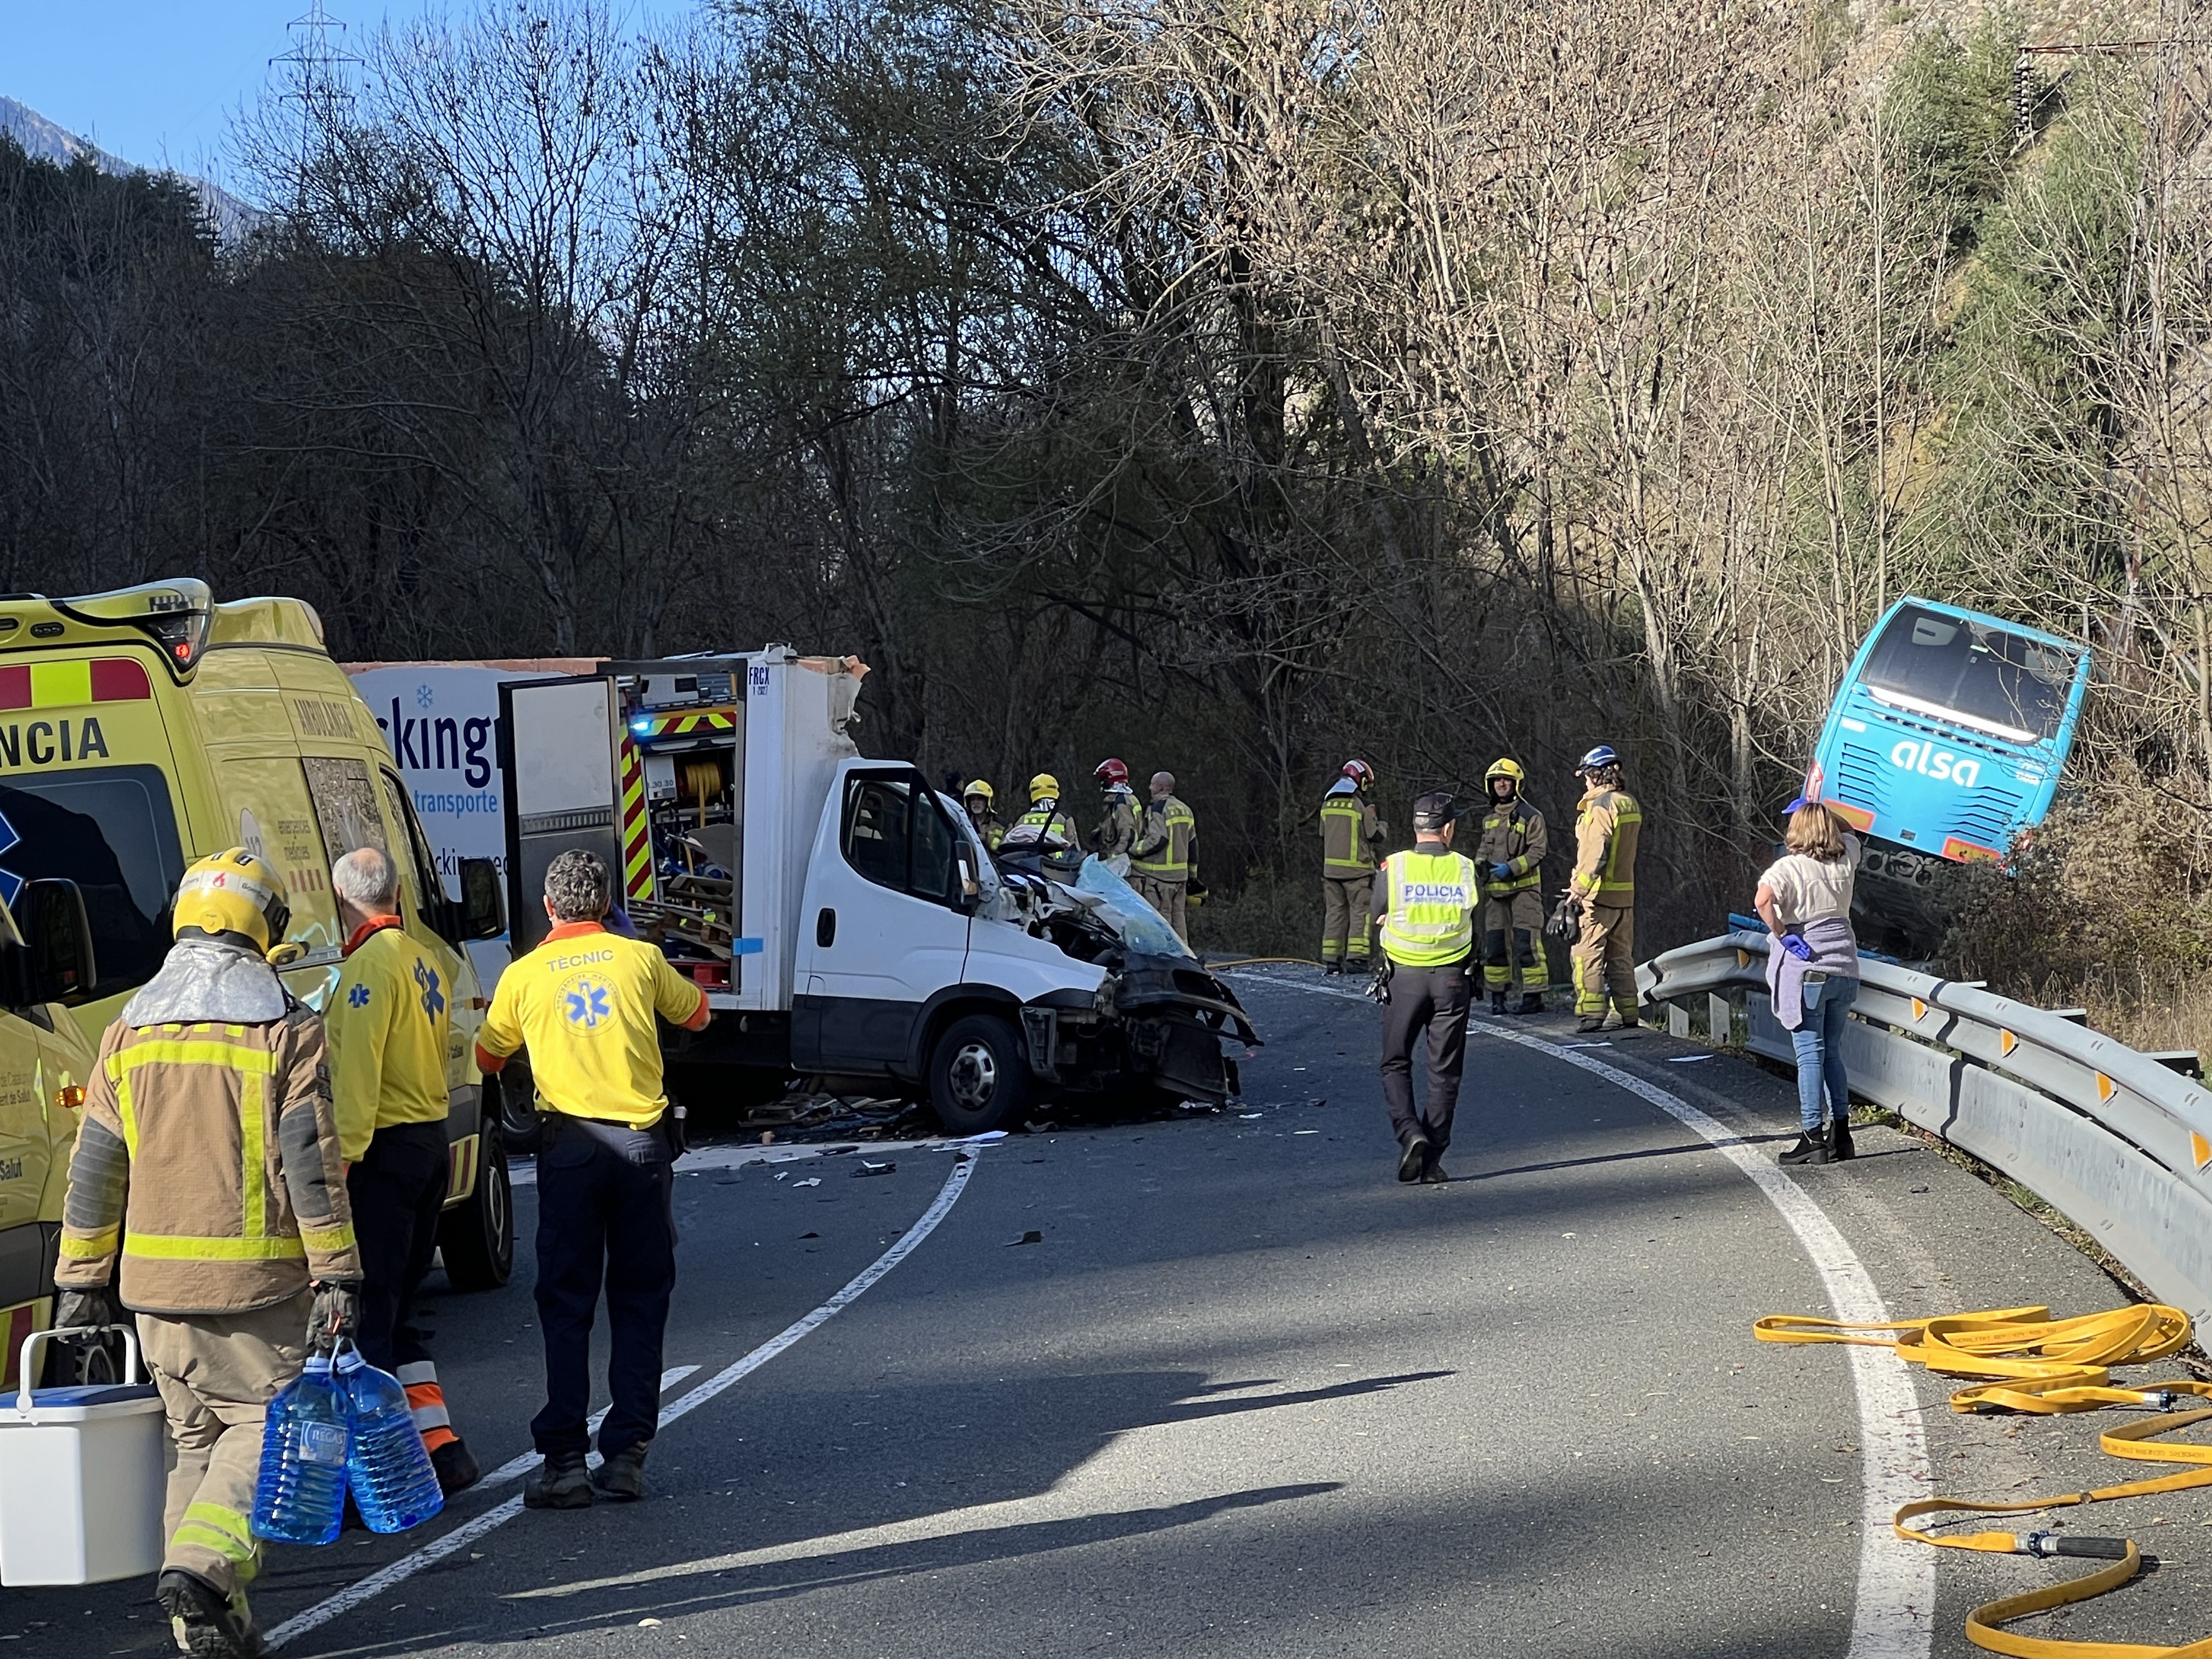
1007,1230,1044,1246
1666,1054,1714,1064
855,1160,895,1177
793,1177,821,1188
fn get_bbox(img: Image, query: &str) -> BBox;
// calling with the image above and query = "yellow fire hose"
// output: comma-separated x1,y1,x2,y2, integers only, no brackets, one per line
1758,1304,2212,1657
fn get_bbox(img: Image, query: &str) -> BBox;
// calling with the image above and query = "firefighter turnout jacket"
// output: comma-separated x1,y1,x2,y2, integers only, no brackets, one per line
1571,785,1643,905
1320,786,1386,877
1015,804,1084,848
328,916,452,1164
57,1004,360,1314
1093,793,1138,860
1132,795,1197,883
1375,847,1480,967
1476,800,1547,898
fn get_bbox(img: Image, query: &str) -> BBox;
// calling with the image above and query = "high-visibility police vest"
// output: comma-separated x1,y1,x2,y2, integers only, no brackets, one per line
1320,791,1377,878
1015,804,1080,845
1132,795,1195,882
1378,848,1479,967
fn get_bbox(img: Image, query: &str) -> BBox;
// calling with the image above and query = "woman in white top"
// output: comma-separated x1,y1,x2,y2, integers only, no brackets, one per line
1755,803,1862,1166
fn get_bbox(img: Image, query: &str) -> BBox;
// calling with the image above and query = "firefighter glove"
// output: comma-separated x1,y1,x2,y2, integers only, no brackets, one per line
53,1286,123,1334
1543,896,1581,945
1488,862,1514,881
308,1281,363,1350
1782,931,1814,962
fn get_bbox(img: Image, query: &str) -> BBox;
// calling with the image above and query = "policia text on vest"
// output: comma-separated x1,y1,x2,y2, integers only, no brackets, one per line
1372,797,1477,1186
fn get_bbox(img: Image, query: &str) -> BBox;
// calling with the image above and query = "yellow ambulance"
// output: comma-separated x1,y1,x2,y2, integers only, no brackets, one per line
0,580,514,1339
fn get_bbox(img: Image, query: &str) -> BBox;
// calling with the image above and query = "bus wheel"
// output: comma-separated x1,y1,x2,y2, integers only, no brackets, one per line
438,1111,515,1291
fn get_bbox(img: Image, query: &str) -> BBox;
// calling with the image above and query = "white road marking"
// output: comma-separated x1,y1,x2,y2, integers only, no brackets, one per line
1228,971,1936,1659
509,1132,997,1187
267,1154,979,1649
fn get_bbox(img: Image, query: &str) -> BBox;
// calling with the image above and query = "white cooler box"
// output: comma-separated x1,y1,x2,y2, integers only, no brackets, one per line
0,1325,166,1585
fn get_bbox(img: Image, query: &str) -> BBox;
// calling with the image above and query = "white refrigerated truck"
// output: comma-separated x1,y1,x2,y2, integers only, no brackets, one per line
487,648,1256,1134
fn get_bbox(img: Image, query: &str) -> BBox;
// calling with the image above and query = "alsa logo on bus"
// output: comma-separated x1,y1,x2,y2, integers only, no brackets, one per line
1889,738,1980,789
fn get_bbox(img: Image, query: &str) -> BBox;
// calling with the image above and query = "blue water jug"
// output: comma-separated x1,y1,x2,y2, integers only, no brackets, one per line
251,1352,349,1545
335,1347,444,1533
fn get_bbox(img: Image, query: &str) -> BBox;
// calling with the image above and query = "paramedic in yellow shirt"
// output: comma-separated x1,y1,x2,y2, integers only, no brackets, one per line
475,848,708,1511
327,847,481,1495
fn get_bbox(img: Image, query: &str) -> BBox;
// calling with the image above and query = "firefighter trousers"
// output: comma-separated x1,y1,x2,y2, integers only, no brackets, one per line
1572,901,1638,1018
1480,890,1546,992
137,1292,311,1600
349,1119,460,1454
1130,874,1188,942
1320,874,1373,964
1379,960,1472,1153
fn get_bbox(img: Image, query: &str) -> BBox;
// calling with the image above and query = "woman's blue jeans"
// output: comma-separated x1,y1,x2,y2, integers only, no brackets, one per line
1792,977,1858,1132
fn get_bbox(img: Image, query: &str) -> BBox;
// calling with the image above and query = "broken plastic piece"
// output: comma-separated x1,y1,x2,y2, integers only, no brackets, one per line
793,1177,821,1188
1007,1229,1043,1246
855,1160,895,1177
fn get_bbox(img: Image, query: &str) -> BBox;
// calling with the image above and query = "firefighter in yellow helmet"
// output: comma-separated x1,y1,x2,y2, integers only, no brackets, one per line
962,780,1006,851
1130,771,1197,942
1475,758,1549,1015
1319,759,1386,973
1013,774,1082,852
54,848,359,1659
1566,746,1643,1032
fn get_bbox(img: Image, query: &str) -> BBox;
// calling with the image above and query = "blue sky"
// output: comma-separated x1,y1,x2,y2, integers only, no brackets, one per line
3,1,690,179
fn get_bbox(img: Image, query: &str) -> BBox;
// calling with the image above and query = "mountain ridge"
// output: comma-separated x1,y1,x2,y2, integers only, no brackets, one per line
0,95,258,241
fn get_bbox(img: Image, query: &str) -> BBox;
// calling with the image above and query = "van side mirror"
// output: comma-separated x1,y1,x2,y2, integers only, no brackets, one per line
458,859,506,942
955,840,981,907
18,879,98,1005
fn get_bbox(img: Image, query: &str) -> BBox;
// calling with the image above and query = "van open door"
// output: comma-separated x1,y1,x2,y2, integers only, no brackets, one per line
498,675,622,956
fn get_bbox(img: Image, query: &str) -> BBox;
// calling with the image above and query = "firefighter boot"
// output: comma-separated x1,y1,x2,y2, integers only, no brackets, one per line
1488,990,1508,1016
158,1569,270,1659
1576,1015,1605,1034
1516,993,1544,1015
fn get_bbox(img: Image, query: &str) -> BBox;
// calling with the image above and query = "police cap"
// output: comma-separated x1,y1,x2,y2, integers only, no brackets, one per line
1412,791,1457,832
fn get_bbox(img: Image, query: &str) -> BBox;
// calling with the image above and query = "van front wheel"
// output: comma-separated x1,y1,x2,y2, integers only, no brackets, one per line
927,1013,1032,1136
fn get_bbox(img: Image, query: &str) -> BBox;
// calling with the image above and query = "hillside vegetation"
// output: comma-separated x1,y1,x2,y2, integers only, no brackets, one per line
3,0,2211,1017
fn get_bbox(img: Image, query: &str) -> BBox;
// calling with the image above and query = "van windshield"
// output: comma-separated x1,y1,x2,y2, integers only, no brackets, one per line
0,765,185,999
1859,606,2077,742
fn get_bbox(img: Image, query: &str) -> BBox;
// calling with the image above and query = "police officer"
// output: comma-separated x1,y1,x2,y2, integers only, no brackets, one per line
1014,775,1084,850
1319,759,1385,974
327,847,479,1496
475,850,710,1509
962,780,1006,851
1475,758,1548,1015
1568,745,1644,1033
54,849,359,1659
1373,793,1479,1184
1090,758,1139,872
1129,770,1197,941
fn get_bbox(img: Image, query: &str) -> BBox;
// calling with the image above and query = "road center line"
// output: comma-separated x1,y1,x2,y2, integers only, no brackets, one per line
267,1152,980,1650
1228,972,1934,1659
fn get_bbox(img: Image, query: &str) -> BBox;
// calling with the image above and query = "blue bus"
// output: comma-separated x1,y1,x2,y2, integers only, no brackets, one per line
1801,597,2091,940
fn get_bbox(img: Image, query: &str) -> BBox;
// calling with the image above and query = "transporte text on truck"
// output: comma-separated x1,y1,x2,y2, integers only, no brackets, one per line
478,651,1259,1136
1799,596,2092,948
0,580,519,1318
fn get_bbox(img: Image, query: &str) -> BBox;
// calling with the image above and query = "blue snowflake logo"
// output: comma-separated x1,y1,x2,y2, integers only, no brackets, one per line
414,960,445,1020
415,684,435,710
347,983,370,1008
564,978,612,1029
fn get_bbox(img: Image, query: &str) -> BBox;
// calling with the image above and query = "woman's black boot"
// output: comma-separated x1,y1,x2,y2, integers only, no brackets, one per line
1779,1127,1832,1165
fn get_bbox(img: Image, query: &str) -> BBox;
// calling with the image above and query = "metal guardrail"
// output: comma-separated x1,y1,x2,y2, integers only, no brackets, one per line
1638,930,2212,1331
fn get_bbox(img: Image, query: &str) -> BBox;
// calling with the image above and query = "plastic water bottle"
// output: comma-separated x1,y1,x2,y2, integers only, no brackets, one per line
335,1348,444,1533
252,1353,349,1544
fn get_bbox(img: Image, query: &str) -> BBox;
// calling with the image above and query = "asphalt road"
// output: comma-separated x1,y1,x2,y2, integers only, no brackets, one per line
10,966,2208,1658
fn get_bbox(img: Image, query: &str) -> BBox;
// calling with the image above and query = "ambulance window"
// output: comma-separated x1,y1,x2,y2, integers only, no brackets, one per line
380,770,452,919
0,765,184,999
302,757,389,862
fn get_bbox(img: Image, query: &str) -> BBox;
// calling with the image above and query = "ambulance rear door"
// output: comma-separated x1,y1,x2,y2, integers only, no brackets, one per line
498,675,624,957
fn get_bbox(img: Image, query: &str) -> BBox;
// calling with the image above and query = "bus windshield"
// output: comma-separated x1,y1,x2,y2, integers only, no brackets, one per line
1859,606,2077,742
0,765,185,1000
